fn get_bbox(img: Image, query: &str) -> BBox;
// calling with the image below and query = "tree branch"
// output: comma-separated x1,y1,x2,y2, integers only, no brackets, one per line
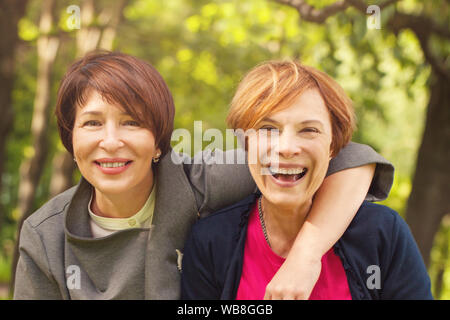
274,0,349,23
387,11,450,79
274,0,449,40
274,0,450,78
387,11,450,40
273,0,400,23
346,0,400,12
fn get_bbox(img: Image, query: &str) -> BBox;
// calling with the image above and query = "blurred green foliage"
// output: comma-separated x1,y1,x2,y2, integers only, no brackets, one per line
0,0,448,299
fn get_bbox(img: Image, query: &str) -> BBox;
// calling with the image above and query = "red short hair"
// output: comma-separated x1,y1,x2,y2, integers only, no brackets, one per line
55,51,175,156
226,60,356,157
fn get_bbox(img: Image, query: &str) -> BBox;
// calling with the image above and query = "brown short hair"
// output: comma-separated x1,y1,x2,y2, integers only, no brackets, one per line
226,60,355,157
55,51,175,156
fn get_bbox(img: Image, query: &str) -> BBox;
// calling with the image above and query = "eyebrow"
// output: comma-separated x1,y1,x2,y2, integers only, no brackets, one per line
261,117,325,127
79,110,129,117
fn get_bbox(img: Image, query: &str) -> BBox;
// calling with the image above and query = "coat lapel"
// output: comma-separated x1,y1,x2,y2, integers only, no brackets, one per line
145,150,198,299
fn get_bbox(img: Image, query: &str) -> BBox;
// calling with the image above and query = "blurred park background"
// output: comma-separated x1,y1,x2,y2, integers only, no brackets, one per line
0,0,448,299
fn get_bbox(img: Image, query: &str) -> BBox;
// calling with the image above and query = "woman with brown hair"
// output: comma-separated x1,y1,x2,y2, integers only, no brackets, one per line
14,52,394,299
181,60,432,299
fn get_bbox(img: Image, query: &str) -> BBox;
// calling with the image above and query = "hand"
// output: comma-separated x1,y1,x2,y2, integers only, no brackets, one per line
264,253,321,300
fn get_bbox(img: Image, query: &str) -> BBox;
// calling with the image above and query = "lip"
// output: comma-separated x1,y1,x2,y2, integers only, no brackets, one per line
264,163,308,188
268,163,306,169
94,158,133,175
269,174,306,188
95,158,132,163
269,172,306,188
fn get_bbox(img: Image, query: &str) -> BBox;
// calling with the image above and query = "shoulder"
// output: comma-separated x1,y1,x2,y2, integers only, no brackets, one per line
24,184,77,230
175,148,255,216
346,202,403,236
350,201,399,227
18,185,78,266
341,201,412,254
189,193,257,242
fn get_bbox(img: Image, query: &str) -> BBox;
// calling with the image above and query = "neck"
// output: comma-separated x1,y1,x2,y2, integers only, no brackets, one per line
91,177,154,219
261,196,312,257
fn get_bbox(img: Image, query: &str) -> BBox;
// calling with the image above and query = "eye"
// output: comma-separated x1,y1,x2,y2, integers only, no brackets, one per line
259,125,278,132
258,126,280,137
83,120,101,127
123,120,141,127
301,127,320,134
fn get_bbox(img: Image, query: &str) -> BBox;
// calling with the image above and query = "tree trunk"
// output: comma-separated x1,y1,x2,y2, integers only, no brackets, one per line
10,0,59,294
48,151,77,197
0,0,28,235
49,0,128,197
98,0,128,50
17,0,59,224
405,71,450,267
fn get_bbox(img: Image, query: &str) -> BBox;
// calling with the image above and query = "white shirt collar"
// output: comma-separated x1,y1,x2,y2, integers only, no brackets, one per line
88,182,156,231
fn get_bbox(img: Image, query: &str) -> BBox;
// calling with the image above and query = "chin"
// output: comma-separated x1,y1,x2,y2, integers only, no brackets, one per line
264,191,309,209
92,180,132,195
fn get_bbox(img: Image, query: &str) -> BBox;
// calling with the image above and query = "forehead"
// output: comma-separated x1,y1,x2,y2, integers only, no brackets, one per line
267,88,330,124
75,90,131,116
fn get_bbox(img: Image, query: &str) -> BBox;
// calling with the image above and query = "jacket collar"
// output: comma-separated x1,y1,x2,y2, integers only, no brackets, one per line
63,148,199,298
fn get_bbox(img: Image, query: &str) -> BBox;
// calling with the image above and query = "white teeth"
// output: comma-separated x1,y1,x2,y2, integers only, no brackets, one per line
99,162,127,168
269,167,306,175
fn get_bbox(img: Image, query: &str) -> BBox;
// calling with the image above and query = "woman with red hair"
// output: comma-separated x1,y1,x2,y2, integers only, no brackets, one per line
181,60,432,299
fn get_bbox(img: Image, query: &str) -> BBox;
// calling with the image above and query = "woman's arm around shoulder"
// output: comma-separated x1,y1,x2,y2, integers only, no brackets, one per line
327,142,394,201
182,148,255,217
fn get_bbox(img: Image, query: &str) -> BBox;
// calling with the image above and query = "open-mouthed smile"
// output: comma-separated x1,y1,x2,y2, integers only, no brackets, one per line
267,166,308,186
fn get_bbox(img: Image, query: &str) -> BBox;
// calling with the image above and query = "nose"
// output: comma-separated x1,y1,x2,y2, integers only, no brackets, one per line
275,130,301,159
99,122,125,151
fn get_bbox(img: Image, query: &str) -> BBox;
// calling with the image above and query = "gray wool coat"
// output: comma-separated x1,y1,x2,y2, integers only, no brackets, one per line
14,143,393,299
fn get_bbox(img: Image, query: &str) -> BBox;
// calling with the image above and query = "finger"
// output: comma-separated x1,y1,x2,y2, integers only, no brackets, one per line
270,290,282,300
295,290,311,300
293,293,308,300
281,294,296,300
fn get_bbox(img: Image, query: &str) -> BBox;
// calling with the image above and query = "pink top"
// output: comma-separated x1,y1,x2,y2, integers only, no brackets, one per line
236,202,352,300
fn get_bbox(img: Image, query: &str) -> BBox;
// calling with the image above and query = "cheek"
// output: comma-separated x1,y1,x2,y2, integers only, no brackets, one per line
72,131,97,158
308,136,331,158
135,133,158,158
308,142,332,180
246,137,259,166
72,130,85,159
248,135,273,166
248,162,265,188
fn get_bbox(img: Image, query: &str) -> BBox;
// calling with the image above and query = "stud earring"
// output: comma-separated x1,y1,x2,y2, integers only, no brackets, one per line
153,153,161,163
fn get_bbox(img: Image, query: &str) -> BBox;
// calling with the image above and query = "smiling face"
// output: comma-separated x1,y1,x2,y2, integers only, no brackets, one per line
247,88,333,210
72,90,161,197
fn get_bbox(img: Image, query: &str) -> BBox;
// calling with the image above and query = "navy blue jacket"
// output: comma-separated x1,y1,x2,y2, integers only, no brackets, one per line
181,193,433,300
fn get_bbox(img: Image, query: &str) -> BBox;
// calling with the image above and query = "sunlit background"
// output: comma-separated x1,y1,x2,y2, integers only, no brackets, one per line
0,0,448,299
